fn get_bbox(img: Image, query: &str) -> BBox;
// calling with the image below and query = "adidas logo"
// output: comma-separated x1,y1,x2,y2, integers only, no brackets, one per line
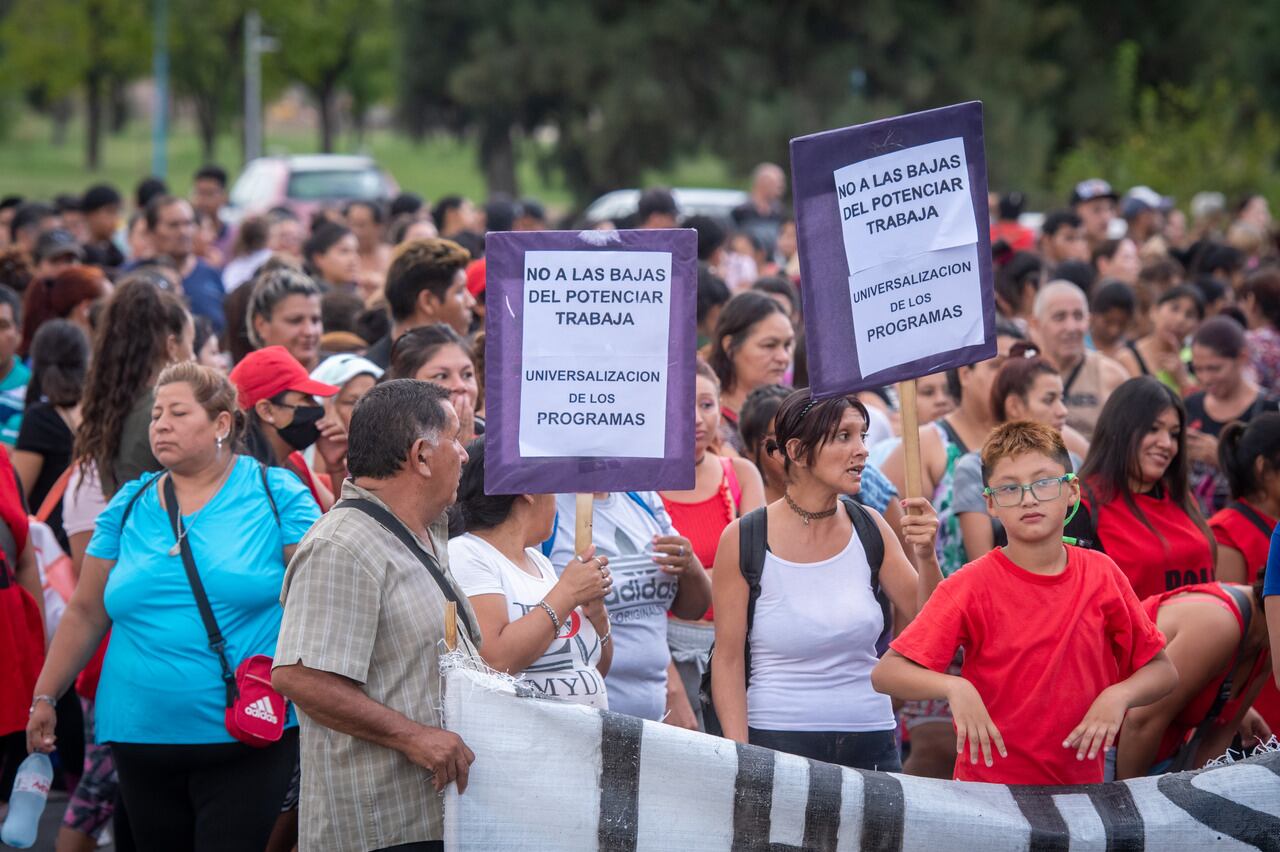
244,697,278,724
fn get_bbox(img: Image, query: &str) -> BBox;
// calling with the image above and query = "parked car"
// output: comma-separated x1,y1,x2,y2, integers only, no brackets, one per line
577,187,749,229
226,154,397,223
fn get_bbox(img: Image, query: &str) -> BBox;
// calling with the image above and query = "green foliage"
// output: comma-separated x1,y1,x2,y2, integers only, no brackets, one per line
1055,79,1280,208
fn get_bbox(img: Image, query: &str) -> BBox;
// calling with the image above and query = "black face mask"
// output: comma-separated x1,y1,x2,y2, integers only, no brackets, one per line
276,405,324,451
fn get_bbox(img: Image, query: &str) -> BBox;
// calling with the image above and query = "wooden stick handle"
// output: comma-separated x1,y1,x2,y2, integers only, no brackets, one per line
897,379,923,514
575,493,594,554
444,602,457,651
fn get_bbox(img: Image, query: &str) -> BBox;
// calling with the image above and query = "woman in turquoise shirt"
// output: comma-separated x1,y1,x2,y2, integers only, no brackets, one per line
28,361,319,851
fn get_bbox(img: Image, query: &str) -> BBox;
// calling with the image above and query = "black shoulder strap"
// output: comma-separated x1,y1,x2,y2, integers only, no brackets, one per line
258,462,281,527
1062,355,1086,396
336,498,474,638
843,497,891,647
737,506,769,688
163,475,239,708
937,418,969,455
1227,500,1273,539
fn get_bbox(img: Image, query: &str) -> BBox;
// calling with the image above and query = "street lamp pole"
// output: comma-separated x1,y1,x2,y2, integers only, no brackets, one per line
151,0,169,179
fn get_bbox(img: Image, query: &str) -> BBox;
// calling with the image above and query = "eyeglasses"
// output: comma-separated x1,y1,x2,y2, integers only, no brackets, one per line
983,473,1076,507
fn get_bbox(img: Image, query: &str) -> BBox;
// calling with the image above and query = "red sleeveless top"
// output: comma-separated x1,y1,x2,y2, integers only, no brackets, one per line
1142,583,1270,764
662,457,742,620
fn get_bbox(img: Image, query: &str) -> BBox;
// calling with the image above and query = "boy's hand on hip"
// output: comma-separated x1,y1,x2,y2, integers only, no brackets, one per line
1064,685,1127,761
946,677,1006,767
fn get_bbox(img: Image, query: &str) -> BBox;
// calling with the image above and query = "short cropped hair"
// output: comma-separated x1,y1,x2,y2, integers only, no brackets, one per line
194,165,228,188
384,238,471,322
979,420,1072,486
347,379,451,479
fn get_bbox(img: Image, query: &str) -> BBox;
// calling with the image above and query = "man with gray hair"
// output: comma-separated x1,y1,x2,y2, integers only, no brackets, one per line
1030,280,1129,440
274,380,479,852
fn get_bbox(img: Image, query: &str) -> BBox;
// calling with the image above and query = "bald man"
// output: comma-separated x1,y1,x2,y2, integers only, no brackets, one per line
1030,280,1129,440
732,162,787,254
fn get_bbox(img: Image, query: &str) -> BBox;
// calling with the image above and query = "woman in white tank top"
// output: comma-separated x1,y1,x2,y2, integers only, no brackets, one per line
710,390,944,770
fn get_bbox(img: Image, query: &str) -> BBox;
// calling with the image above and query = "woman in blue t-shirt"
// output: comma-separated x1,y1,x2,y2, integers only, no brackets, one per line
28,362,320,851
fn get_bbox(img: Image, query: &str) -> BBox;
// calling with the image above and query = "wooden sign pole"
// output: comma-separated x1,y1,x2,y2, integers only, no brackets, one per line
896,379,923,514
444,602,458,651
575,493,594,555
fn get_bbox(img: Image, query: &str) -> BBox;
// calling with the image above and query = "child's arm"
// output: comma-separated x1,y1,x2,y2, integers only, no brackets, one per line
872,650,1007,767
1065,649,1178,764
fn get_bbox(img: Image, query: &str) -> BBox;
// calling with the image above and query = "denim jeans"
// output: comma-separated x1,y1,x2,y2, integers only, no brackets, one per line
748,727,902,772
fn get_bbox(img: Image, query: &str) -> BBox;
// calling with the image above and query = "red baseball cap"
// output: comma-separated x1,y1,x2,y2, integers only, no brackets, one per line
229,346,340,410
465,257,486,298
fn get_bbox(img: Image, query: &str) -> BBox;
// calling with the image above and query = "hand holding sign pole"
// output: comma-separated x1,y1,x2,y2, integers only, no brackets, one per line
790,101,996,510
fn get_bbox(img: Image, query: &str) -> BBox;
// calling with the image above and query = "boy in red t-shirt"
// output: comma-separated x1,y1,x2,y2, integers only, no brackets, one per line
871,422,1177,784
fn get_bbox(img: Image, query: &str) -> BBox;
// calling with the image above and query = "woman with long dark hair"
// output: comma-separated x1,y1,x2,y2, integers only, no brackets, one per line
12,320,89,549
707,292,794,454
1066,376,1218,600
76,275,193,499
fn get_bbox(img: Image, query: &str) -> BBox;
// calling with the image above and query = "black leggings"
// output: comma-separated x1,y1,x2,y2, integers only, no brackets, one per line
110,728,298,852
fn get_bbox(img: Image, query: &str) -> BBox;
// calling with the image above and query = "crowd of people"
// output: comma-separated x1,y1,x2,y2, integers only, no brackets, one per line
0,164,1276,851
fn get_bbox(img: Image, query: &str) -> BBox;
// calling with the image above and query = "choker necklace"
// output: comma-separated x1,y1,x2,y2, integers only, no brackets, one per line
783,491,838,526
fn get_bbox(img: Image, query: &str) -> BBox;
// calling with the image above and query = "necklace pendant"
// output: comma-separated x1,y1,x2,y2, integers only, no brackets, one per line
168,542,181,557
802,515,810,526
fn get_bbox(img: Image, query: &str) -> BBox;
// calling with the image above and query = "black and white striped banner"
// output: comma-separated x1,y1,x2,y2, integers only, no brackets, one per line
441,665,1280,850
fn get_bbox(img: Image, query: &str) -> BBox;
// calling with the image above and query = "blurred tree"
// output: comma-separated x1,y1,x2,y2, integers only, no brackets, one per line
262,0,392,152
169,0,246,163
0,0,149,168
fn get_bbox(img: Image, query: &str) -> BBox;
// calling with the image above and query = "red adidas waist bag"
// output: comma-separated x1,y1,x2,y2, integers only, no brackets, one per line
225,654,287,747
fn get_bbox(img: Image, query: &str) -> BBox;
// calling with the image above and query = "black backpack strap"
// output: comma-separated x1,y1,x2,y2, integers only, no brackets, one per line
163,475,239,708
336,498,474,638
258,462,281,527
842,497,891,647
737,506,769,687
937,418,969,455
1226,500,1273,539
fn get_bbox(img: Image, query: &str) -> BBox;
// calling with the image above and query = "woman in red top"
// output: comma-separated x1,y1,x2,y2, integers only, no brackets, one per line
1115,578,1271,777
660,360,764,730
1208,414,1280,731
0,447,44,800
1069,376,1217,600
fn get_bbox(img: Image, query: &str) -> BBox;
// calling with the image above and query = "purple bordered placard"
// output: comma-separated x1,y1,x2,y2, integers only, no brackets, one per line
789,101,996,398
484,229,697,495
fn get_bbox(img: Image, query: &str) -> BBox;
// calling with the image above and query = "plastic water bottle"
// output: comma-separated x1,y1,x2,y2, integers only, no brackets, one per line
1,752,52,849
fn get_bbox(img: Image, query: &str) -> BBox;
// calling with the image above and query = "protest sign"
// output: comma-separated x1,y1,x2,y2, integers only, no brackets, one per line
442,660,1280,851
484,229,697,496
790,101,995,397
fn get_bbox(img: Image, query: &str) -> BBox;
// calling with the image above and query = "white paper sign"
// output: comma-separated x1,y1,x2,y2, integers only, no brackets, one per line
519,250,672,458
832,137,982,377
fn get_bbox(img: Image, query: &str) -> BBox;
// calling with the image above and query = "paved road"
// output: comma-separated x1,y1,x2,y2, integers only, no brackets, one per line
21,791,114,851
